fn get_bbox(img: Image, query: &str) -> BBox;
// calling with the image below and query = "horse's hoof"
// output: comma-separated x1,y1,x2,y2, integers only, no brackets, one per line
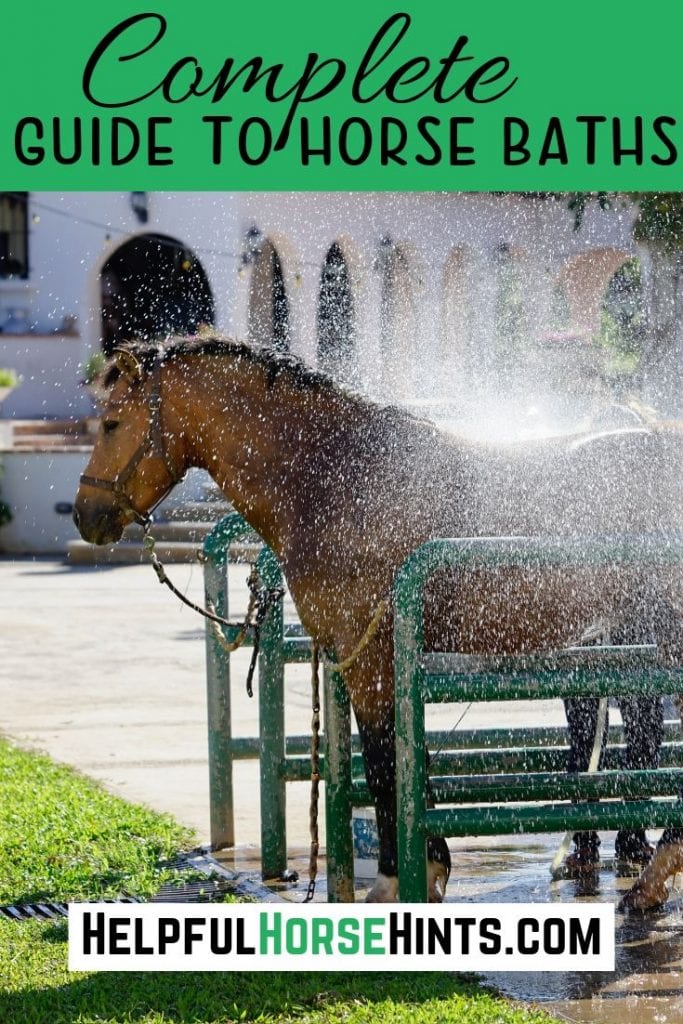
614,832,655,872
365,873,398,903
618,841,683,911
618,881,668,913
563,847,600,879
428,859,448,903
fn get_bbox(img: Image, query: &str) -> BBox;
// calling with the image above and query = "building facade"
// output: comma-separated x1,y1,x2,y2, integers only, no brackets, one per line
0,191,644,421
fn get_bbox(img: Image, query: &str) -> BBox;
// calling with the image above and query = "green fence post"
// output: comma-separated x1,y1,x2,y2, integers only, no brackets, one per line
257,549,288,879
203,512,259,851
324,665,355,902
203,541,234,850
394,549,430,903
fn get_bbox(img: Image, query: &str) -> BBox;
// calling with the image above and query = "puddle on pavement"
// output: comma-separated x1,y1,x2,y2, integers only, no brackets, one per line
466,835,683,1024
215,834,683,1024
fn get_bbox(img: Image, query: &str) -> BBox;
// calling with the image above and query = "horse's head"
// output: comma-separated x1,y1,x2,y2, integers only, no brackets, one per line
74,347,185,545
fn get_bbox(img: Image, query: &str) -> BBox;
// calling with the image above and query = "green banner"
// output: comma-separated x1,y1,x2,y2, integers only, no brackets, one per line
2,0,682,189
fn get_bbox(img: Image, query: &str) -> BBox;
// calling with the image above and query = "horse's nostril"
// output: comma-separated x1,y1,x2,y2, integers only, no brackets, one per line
72,506,81,530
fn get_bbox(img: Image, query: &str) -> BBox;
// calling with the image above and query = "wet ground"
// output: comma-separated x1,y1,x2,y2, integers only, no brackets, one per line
454,836,683,1024
214,836,683,1024
2,557,682,1022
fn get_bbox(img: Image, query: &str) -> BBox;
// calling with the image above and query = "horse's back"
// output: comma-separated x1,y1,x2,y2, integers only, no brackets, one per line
424,424,683,654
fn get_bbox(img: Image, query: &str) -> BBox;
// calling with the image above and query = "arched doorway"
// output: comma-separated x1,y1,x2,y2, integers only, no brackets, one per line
100,234,214,354
557,247,632,337
494,243,529,372
378,239,416,400
442,247,472,365
248,238,290,351
318,242,355,381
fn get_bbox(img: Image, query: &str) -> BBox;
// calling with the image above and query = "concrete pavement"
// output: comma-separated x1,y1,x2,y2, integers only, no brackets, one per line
0,555,316,849
0,554,571,849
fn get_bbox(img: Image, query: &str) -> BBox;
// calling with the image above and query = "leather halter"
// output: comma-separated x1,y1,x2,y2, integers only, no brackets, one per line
79,363,181,528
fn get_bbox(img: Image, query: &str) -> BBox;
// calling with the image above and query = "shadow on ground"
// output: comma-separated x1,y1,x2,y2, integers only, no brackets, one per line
0,956,492,1024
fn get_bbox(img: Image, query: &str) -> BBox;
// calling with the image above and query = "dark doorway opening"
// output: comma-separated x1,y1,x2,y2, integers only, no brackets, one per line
100,234,214,354
318,242,355,381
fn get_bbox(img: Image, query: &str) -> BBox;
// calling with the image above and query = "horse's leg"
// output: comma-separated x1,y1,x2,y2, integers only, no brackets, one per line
607,605,662,863
619,829,683,911
563,696,605,870
614,696,662,864
357,715,451,902
620,593,683,909
356,714,398,902
344,620,451,903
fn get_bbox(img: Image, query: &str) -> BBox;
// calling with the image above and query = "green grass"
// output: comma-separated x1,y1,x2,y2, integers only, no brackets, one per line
0,738,556,1024
0,739,195,904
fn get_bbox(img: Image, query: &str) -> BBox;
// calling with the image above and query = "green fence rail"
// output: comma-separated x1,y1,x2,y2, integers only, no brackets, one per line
393,535,683,902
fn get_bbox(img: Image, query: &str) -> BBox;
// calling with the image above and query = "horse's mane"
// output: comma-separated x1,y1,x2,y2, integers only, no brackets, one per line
102,334,414,426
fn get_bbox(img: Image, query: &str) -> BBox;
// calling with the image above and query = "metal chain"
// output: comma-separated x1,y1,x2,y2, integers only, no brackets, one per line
303,644,322,902
144,532,284,697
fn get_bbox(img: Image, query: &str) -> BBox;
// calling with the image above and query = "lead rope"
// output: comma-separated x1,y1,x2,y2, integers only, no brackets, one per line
206,566,285,698
144,531,284,698
303,644,322,903
303,597,391,902
321,599,391,674
144,531,246,631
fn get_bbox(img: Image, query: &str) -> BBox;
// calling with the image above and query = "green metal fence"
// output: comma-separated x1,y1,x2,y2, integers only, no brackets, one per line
202,512,363,902
203,518,683,903
393,535,683,902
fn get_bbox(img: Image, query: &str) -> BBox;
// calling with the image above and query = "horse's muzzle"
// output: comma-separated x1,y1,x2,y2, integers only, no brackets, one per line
72,493,127,545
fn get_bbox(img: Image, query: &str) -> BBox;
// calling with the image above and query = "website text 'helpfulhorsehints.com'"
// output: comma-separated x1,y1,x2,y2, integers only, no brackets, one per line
69,903,614,972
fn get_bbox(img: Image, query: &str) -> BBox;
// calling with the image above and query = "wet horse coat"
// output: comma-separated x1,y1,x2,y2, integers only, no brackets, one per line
73,338,683,901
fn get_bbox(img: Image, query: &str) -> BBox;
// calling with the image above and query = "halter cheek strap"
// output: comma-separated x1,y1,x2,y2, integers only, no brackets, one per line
79,363,182,528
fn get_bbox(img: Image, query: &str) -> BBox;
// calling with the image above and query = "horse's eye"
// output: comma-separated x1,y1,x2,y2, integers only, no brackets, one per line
102,419,119,435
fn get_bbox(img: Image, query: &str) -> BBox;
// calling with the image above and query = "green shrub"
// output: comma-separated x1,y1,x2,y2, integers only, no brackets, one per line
0,367,19,388
82,350,106,386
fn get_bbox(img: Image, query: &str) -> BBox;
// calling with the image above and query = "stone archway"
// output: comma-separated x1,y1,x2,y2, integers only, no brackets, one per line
248,238,290,351
379,240,417,400
558,247,633,337
100,234,214,355
317,242,355,381
442,246,472,372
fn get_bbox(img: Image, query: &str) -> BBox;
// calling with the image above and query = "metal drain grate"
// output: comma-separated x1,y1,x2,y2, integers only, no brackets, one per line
1,849,287,922
2,876,237,922
0,896,140,922
1,902,68,922
151,878,235,902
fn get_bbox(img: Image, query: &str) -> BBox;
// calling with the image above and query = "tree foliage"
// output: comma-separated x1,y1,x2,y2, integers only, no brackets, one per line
632,193,683,251
568,192,683,251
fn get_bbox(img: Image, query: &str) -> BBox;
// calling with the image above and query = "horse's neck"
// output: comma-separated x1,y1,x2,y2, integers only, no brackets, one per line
177,358,365,555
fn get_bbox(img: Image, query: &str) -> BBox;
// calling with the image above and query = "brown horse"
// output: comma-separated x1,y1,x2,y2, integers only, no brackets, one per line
73,336,683,903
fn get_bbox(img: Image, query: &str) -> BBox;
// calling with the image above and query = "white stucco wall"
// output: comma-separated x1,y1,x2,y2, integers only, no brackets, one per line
0,191,639,418
0,449,89,554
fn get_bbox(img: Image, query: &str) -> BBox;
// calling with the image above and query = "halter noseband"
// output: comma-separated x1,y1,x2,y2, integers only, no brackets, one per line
79,362,181,529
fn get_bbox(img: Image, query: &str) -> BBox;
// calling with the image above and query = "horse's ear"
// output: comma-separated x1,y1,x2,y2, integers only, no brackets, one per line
114,349,143,383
